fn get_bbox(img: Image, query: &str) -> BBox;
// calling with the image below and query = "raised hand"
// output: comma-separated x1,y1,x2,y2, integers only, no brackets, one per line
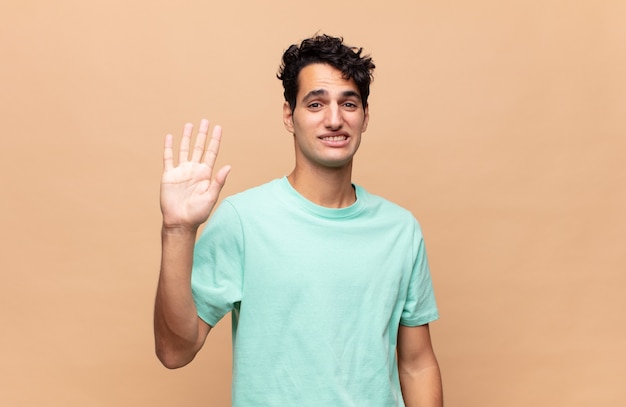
160,119,231,231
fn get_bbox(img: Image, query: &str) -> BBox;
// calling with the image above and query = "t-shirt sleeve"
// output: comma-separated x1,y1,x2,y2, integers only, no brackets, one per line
191,200,244,327
400,219,439,326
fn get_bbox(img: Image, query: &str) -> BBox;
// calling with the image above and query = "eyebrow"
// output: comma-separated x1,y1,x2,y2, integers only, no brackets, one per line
301,89,362,103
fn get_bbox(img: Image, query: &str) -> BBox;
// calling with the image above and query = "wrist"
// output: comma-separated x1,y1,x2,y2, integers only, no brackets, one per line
161,223,200,236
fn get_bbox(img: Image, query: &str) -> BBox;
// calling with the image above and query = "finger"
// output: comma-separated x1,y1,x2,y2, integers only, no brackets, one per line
179,122,194,163
209,165,232,195
163,133,174,172
191,119,209,162
203,125,223,171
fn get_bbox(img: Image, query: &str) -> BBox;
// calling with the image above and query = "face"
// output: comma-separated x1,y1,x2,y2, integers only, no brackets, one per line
283,63,369,170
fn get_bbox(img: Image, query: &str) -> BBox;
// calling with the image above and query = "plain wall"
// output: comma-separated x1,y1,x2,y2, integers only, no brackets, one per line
1,1,624,406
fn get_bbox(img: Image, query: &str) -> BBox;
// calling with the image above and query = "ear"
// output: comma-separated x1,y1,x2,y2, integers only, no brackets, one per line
283,101,294,133
362,104,369,133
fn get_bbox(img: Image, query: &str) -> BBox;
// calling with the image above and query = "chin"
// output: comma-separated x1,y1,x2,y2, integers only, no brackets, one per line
319,158,354,169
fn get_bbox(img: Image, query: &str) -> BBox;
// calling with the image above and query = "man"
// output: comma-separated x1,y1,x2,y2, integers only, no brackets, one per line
154,34,443,406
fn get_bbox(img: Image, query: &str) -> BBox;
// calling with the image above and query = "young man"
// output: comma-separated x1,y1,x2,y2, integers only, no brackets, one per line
154,35,443,406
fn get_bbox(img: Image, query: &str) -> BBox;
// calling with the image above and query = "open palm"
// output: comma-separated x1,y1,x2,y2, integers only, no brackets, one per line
160,119,231,230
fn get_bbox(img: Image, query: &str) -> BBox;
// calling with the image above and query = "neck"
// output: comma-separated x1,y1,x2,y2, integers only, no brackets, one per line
287,163,355,208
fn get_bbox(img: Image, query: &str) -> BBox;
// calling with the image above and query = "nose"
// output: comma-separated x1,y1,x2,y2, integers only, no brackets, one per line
324,103,343,130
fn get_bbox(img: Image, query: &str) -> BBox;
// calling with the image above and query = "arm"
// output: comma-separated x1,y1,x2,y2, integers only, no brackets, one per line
397,324,443,407
154,119,231,369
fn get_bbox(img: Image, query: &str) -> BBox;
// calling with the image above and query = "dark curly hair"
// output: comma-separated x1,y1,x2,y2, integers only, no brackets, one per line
277,34,375,112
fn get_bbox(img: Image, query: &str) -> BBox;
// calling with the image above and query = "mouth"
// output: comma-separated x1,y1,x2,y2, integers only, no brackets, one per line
319,134,349,141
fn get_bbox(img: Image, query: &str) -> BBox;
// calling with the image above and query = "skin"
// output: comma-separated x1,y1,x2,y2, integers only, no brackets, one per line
283,63,368,208
398,324,444,407
154,63,442,406
154,120,224,368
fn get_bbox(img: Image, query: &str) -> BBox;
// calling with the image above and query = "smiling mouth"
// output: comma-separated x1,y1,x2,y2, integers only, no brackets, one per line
320,135,348,141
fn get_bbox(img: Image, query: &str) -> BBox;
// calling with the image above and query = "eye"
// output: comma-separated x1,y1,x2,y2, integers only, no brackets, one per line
307,102,323,110
343,102,359,110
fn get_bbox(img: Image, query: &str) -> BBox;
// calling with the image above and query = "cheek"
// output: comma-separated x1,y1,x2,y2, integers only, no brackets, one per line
349,115,367,131
293,114,319,132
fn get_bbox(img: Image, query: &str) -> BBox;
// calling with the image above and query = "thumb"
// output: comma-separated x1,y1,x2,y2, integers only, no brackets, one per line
210,165,232,193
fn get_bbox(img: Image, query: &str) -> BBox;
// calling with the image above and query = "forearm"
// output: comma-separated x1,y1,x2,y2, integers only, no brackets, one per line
154,226,207,368
399,363,443,407
397,324,443,407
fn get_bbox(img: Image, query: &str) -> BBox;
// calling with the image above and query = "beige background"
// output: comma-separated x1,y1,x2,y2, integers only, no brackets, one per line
1,1,624,406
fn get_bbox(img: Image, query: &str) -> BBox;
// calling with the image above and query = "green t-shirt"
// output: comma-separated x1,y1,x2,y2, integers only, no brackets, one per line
192,177,438,406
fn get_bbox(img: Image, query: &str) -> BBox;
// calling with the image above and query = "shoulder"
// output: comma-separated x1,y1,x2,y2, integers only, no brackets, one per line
223,178,283,206
203,179,283,232
357,184,415,220
356,184,425,238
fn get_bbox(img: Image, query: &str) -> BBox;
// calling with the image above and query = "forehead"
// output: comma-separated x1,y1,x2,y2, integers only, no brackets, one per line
296,63,359,98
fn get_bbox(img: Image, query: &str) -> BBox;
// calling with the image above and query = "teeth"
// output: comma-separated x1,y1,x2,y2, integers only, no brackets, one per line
323,136,347,141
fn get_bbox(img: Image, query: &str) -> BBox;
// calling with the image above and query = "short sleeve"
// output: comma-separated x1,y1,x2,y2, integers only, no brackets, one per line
400,220,439,326
191,200,244,327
